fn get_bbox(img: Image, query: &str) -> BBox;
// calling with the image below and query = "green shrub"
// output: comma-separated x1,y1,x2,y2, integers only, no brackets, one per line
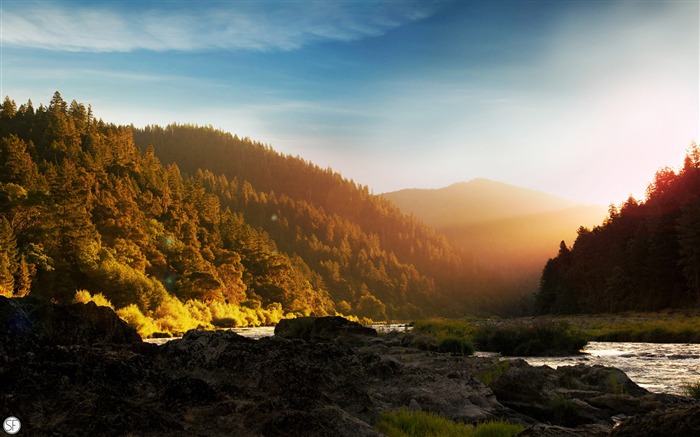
413,318,476,338
474,321,587,356
681,381,700,399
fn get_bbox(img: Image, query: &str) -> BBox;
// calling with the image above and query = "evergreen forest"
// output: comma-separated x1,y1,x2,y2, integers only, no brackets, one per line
0,92,501,335
535,144,700,314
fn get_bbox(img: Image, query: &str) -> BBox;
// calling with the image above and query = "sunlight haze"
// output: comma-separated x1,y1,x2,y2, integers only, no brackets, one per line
2,0,697,205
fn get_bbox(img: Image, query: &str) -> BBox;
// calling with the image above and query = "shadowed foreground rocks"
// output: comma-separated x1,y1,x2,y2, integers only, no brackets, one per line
0,297,695,436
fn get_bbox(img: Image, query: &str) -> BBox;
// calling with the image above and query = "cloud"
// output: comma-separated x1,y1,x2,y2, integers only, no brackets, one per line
1,1,437,52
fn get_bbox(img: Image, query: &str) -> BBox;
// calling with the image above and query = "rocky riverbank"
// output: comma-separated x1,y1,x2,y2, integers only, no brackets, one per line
1,296,697,436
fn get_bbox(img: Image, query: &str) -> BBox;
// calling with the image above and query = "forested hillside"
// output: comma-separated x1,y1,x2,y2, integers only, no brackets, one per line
131,124,478,317
0,93,481,335
535,145,700,314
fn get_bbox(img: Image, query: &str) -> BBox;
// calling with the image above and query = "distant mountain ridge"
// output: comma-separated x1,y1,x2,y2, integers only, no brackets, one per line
383,178,586,228
383,179,607,301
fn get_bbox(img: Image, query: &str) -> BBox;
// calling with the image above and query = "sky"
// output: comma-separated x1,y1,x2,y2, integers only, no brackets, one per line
1,0,698,205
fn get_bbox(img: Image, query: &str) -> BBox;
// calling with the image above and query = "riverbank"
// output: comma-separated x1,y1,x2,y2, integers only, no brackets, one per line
2,296,699,436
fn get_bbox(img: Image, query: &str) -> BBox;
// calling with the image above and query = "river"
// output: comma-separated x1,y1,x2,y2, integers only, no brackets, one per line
515,341,700,396
146,328,698,396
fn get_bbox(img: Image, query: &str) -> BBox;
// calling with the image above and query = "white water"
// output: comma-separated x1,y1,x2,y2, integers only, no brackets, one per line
518,341,700,395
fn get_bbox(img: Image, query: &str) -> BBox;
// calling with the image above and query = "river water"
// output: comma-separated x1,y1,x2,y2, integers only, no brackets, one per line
516,341,700,396
146,328,698,396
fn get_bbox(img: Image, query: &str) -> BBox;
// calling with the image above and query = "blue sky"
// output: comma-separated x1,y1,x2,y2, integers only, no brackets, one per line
1,0,698,205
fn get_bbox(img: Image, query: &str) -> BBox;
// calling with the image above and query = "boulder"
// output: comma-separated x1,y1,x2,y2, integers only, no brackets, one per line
0,296,141,356
274,316,377,341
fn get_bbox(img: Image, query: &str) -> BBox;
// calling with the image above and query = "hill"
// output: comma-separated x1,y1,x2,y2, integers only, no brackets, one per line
383,179,607,299
0,92,480,334
384,179,583,228
535,144,700,313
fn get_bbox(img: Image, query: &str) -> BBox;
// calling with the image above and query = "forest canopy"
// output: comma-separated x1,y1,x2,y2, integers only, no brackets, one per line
535,144,700,314
0,92,499,335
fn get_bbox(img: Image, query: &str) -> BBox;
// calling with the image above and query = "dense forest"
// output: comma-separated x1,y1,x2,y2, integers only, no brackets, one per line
131,124,474,317
0,92,498,336
535,144,700,314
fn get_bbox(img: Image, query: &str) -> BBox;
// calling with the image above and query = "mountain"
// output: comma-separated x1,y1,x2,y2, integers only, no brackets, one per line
384,178,583,228
383,179,607,298
535,145,700,314
0,92,481,336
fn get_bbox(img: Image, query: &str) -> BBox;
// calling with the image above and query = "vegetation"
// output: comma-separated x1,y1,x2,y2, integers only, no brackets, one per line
413,318,587,356
585,316,700,343
535,144,700,314
132,123,474,319
0,93,415,336
376,410,523,437
681,381,700,399
474,320,587,356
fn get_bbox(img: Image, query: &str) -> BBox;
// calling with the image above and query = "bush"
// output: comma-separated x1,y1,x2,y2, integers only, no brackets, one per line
74,289,114,309
116,304,159,338
438,335,474,355
474,321,587,356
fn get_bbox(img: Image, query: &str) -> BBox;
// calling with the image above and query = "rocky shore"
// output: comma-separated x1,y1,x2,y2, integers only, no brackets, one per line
1,296,697,436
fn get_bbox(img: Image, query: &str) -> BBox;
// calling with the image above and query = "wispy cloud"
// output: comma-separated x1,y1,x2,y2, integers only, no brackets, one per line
2,1,437,52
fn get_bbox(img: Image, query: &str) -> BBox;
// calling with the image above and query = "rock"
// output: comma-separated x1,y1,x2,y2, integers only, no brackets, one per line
518,423,611,436
0,296,141,356
608,404,700,436
0,304,686,436
488,361,666,428
274,316,377,341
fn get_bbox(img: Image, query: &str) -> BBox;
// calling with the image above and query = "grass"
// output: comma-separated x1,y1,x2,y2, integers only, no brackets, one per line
477,361,511,386
413,318,587,356
583,316,700,343
413,311,700,359
473,320,587,356
376,410,523,437
681,381,700,399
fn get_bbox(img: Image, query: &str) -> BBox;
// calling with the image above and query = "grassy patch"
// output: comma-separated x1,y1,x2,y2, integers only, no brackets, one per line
438,335,475,355
471,421,525,437
477,361,511,386
474,321,587,356
681,381,700,399
584,317,700,343
376,410,523,437
414,318,587,356
413,318,476,355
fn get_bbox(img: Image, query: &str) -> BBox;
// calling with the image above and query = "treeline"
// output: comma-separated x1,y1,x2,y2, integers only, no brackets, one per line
0,93,482,335
132,124,477,318
535,144,700,314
